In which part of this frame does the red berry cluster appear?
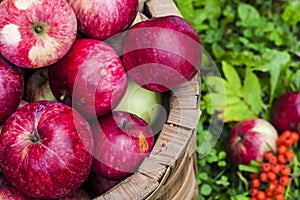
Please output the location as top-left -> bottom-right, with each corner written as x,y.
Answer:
249,130 -> 299,200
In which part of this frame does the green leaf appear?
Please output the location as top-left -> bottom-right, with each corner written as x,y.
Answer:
282,1 -> 300,26
200,184 -> 212,196
238,164 -> 259,173
242,67 -> 264,115
237,3 -> 261,27
222,61 -> 242,91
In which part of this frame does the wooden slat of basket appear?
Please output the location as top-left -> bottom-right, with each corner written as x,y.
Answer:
149,124 -> 193,166
138,157 -> 167,181
167,109 -> 201,130
144,0 -> 182,17
95,173 -> 159,200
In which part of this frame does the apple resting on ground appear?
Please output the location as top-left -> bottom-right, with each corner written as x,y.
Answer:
0,0 -> 77,68
228,118 -> 278,165
122,15 -> 202,92
91,111 -> 155,181
113,77 -> 167,133
67,0 -> 138,40
271,91 -> 300,133
0,101 -> 94,199
0,55 -> 24,125
24,67 -> 56,102
49,38 -> 127,119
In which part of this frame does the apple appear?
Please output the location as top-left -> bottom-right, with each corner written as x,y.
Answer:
67,0 -> 138,40
113,77 -> 167,133
228,118 -> 278,166
271,91 -> 300,133
59,188 -> 91,200
122,15 -> 202,92
0,185 -> 31,200
89,171 -> 120,196
0,54 -> 24,125
91,111 -> 155,181
0,101 -> 94,199
49,38 -> 127,119
0,0 -> 77,68
24,67 -> 56,102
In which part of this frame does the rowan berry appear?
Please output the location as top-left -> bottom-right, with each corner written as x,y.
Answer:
267,171 -> 277,181
271,163 -> 280,174
265,187 -> 274,197
259,172 -> 268,182
268,155 -> 277,164
284,150 -> 294,161
264,151 -> 275,161
277,154 -> 287,164
256,191 -> 266,200
260,162 -> 271,172
280,165 -> 291,176
251,178 -> 261,188
279,175 -> 290,186
274,194 -> 284,200
274,184 -> 285,194
250,188 -> 258,197
291,131 -> 299,143
277,145 -> 288,154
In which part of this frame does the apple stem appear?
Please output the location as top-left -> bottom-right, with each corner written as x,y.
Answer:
122,120 -> 127,129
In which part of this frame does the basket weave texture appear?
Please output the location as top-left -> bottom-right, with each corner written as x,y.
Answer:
95,0 -> 201,199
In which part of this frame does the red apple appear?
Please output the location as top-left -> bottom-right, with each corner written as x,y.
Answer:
271,91 -> 300,133
0,0 -> 77,68
91,111 -> 155,181
49,38 -> 127,119
67,0 -> 138,40
0,101 -> 94,199
89,171 -> 120,196
0,185 -> 31,200
228,118 -> 278,166
0,54 -> 24,125
59,188 -> 91,200
24,67 -> 56,102
122,15 -> 202,92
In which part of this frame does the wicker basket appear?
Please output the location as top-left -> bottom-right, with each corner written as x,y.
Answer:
94,0 -> 201,199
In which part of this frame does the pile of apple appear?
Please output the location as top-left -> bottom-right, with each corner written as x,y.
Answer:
0,0 -> 202,199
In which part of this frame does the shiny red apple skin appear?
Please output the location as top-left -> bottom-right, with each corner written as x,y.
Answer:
122,15 -> 202,92
49,38 -> 127,119
0,101 -> 94,199
67,0 -> 138,40
271,91 -> 300,133
0,0 -> 77,68
0,54 -> 24,125
228,118 -> 278,166
0,185 -> 31,200
91,111 -> 155,181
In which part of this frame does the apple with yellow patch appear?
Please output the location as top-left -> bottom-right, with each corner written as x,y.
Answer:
0,0 -> 77,68
91,111 -> 155,181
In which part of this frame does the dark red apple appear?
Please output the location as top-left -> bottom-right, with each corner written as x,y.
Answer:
67,0 -> 138,40
0,101 -> 94,199
228,118 -> 278,165
0,185 -> 31,200
122,15 -> 202,92
0,0 -> 77,68
49,38 -> 127,119
89,171 -> 120,196
59,188 -> 91,200
271,91 -> 300,133
24,67 -> 56,102
0,54 -> 24,125
91,111 -> 155,181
